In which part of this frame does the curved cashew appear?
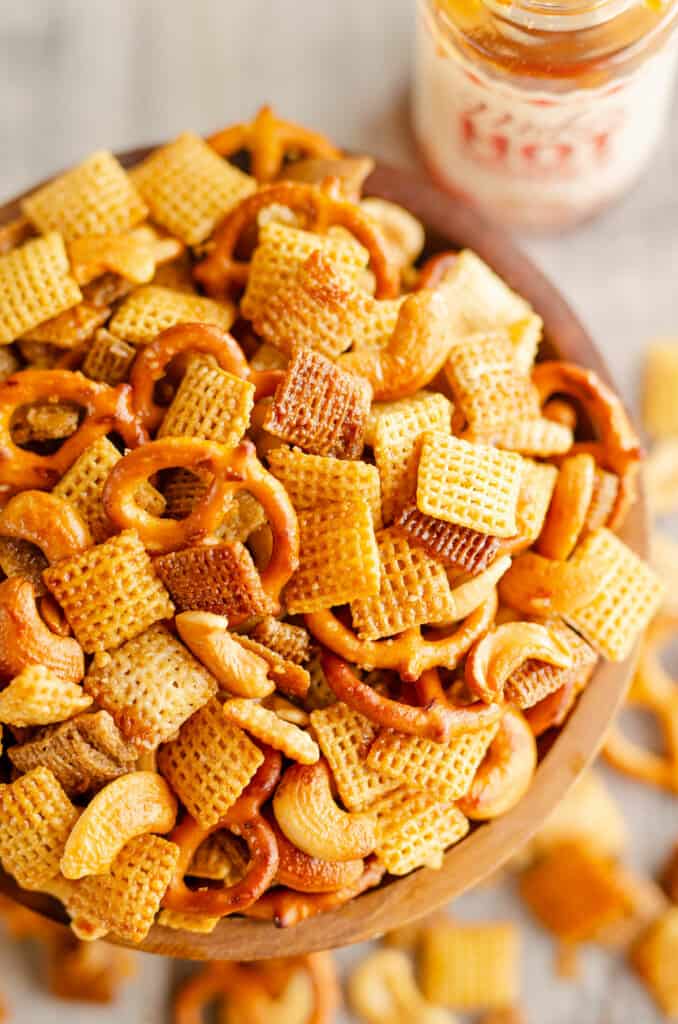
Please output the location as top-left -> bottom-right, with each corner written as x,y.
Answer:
61,771 -> 177,879
175,611 -> 274,697
273,759 -> 376,862
465,622 -> 574,704
338,288 -> 455,401
348,949 -> 456,1024
0,490 -> 92,562
458,707 -> 537,820
271,816 -> 364,893
0,577 -> 84,683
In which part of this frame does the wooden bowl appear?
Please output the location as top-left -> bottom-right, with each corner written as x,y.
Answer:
0,155 -> 647,960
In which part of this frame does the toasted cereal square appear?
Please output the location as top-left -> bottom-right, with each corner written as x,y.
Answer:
510,314 -> 543,375
564,529 -> 665,661
0,233 -> 82,344
304,654 -> 338,711
161,467 -> 210,521
22,152 -> 147,242
420,920 -> 520,1010
67,834 -> 179,944
373,392 -> 453,524
157,699 -> 263,827
53,437 -> 165,543
158,355 -> 254,447
504,621 -> 597,709
250,617 -> 311,665
232,634 -> 310,698
373,788 -> 469,874
367,720 -> 500,802
350,527 -> 456,640
632,908 -> 678,1017
585,468 -> 620,533
438,249 -> 533,340
470,418 -> 573,458
520,842 -> 633,942
8,710 -> 138,796
81,329 -> 136,385
154,541 -> 273,624
218,491 -> 266,542
513,460 -> 558,550
131,132 -> 256,245
417,433 -> 523,538
44,530 -> 174,653
284,498 -> 380,614
643,340 -> 678,438
264,348 -> 372,459
85,623 -> 216,750
268,446 -> 381,526
157,909 -> 219,934
394,502 -> 501,575
241,220 -> 369,323
109,285 -> 235,345
445,332 -> 540,432
0,767 -> 78,890
310,702 -> 399,811
11,402 -> 80,445
20,301 -> 110,349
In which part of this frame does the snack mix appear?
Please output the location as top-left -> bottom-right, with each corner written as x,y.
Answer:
0,107 -> 665,964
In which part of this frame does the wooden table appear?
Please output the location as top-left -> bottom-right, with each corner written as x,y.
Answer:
1,3 -> 677,1021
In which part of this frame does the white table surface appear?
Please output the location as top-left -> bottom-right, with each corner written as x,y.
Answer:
1,3 -> 677,1021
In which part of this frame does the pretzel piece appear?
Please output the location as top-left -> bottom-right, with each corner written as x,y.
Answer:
22,151 -> 147,241
0,665 -> 91,726
0,767 -> 78,890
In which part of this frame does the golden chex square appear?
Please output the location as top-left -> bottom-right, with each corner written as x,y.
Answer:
0,232 -> 82,344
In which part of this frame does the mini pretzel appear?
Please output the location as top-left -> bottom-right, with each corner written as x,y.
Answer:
533,362 -> 641,530
244,857 -> 386,928
194,181 -> 399,300
305,590 -> 497,682
458,707 -> 537,820
0,577 -> 84,683
321,651 -> 503,742
103,439 -> 300,604
0,490 -> 92,562
465,622 -> 574,704
208,105 -> 341,182
0,369 -> 144,490
537,453 -> 596,561
129,322 -> 282,432
162,745 -> 282,917
416,251 -> 458,290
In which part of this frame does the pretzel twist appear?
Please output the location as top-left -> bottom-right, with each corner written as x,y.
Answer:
162,746 -> 282,918
305,590 -> 497,682
194,181 -> 399,300
0,370 -> 145,490
130,323 -> 282,432
103,438 -> 299,607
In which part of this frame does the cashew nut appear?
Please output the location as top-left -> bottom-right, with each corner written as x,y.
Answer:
458,707 -> 537,820
465,622 -> 574,703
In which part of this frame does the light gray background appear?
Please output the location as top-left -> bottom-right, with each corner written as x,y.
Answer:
1,3 -> 677,1021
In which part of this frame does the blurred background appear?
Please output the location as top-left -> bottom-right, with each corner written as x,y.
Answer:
1,2 -> 677,1022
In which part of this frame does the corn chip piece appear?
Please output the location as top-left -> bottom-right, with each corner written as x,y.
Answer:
241,220 -> 369,322
8,710 -> 137,797
232,634 -> 310,698
157,909 -> 219,934
367,720 -> 500,802
372,392 -> 453,523
0,665 -> 91,726
20,301 -> 109,349
268,445 -> 381,526
264,348 -> 372,460
131,132 -> 256,245
564,529 -> 665,661
154,541 -> 272,624
632,908 -> 678,1017
446,331 -> 540,432
417,432 -> 523,538
643,339 -> 678,438
0,767 -> 78,890
109,285 -> 235,344
350,527 -> 456,640
394,502 -> 501,575
519,842 -> 634,942
284,498 -> 380,614
0,232 -> 82,344
250,617 -> 311,664
53,437 -> 165,543
158,355 -> 254,447
310,702 -> 400,811
420,920 -> 520,1010
22,151 -> 146,241
44,530 -> 174,653
66,834 -> 179,944
85,623 -> 216,751
372,787 -> 469,874
222,698 -> 319,764
81,329 -> 136,385
157,699 -> 263,828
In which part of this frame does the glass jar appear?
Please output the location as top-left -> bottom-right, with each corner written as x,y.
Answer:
413,0 -> 678,230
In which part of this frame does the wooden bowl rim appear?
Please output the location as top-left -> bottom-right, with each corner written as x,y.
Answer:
0,152 -> 647,960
